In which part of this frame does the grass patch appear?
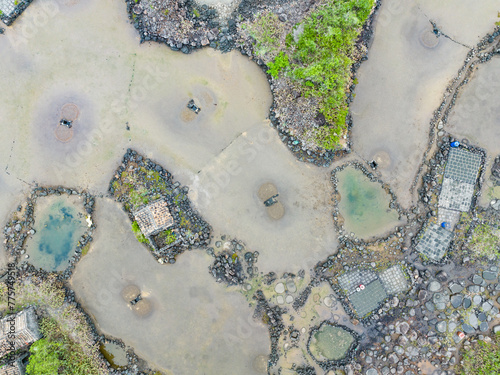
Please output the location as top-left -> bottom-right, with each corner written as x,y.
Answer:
81,243 -> 90,257
27,318 -> 101,375
131,221 -> 148,243
460,333 -> 500,375
470,222 -> 500,258
158,229 -> 177,245
246,0 -> 375,149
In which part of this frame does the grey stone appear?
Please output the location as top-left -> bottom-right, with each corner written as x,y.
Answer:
451,294 -> 463,308
398,322 -> 410,335
483,270 -> 497,280
468,285 -> 481,293
436,321 -> 447,333
482,301 -> 493,312
494,325 -> 500,334
473,274 -> 484,285
428,281 -> 442,292
469,313 -> 479,328
462,323 -> 475,334
366,369 -> 378,375
435,302 -> 446,310
394,345 -> 404,355
478,312 -> 487,322
480,322 -> 489,332
448,321 -> 457,332
449,282 -> 464,294
473,295 -> 482,306
463,297 -> 472,309
388,353 -> 399,364
425,301 -> 435,312
436,270 -> 448,282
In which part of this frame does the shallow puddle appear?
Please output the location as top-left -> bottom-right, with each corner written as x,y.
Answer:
26,195 -> 87,271
336,167 -> 399,239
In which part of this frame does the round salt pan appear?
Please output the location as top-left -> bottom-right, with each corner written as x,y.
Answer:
286,279 -> 296,293
324,296 -> 333,307
267,201 -> 284,220
60,103 -> 79,121
257,182 -> 278,201
276,295 -> 284,305
54,125 -> 74,143
132,298 -> 153,317
180,108 -> 197,122
285,295 -> 294,304
371,150 -> 392,169
121,285 -> 140,302
252,355 -> 268,373
420,28 -> 440,48
275,282 -> 285,294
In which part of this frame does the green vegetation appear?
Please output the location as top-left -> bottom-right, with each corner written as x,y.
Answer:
158,229 -> 177,245
131,221 -> 148,243
193,8 -> 200,18
81,243 -> 90,257
27,318 -> 101,375
471,222 -> 500,258
246,12 -> 286,56
460,333 -> 500,375
247,0 -> 374,149
267,51 -> 289,78
164,9 -> 169,16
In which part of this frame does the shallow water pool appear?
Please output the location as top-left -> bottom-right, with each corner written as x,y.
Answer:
26,196 -> 87,271
336,167 -> 399,239
309,324 -> 354,361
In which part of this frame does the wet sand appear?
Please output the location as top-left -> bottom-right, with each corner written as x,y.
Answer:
70,199 -> 270,375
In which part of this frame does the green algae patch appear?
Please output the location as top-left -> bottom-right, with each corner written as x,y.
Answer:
336,167 -> 399,239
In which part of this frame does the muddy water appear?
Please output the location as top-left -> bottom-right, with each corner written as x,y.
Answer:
350,0 -> 484,208
70,199 -> 270,375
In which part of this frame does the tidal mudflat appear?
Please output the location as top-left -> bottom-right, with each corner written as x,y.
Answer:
70,199 -> 270,374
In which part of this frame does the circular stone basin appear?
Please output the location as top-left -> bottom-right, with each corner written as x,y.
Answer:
131,298 -> 153,318
60,103 -> 80,121
252,355 -> 268,373
309,323 -> 356,362
371,150 -> 392,169
257,183 -> 278,201
420,28 -> 440,48
275,282 -> 285,294
267,201 -> 284,220
121,285 -> 140,302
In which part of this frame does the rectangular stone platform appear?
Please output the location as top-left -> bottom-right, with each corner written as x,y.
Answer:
416,222 -> 453,261
444,148 -> 481,185
349,279 -> 388,318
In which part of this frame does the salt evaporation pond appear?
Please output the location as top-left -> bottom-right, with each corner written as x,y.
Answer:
337,167 -> 399,239
309,324 -> 355,362
26,196 -> 87,272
